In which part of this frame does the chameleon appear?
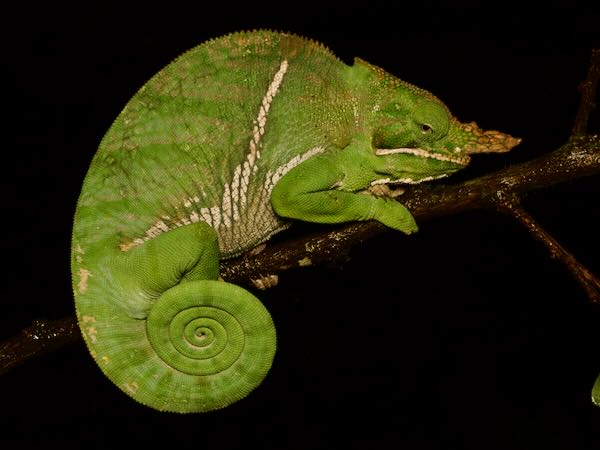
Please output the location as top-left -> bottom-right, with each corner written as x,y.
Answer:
71,30 -> 520,413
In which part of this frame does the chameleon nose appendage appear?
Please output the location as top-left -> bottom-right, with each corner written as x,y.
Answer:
461,121 -> 521,154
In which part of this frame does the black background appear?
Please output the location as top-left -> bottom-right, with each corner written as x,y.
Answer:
4,3 -> 599,448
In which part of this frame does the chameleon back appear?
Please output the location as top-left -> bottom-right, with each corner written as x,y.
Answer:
72,32 -> 352,259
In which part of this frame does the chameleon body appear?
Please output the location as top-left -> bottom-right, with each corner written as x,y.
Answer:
71,31 -> 519,413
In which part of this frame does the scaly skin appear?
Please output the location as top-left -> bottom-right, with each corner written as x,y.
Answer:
71,31 -> 520,413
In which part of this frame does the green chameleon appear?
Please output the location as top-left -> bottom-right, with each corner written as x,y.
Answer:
71,31 -> 520,413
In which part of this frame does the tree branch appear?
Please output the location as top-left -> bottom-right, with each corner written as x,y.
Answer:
2,135 -> 597,375
492,46 -> 600,303
0,317 -> 79,375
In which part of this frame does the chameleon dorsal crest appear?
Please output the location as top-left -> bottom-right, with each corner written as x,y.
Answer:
71,30 -> 519,413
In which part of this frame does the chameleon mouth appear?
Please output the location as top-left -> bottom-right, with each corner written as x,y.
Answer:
374,147 -> 470,165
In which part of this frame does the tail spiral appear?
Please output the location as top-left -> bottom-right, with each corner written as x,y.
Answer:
143,280 -> 276,412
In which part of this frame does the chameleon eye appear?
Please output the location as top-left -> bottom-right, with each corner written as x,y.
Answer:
414,100 -> 449,141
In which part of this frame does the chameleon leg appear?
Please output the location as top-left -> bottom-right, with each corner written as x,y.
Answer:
81,222 -> 276,413
271,136 -> 418,234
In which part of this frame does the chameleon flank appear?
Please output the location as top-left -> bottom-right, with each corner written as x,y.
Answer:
71,31 -> 520,413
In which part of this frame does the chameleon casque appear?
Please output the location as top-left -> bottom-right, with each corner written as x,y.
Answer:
71,31 -> 520,413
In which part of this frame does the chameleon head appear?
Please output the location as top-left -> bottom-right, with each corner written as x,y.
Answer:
361,60 -> 521,184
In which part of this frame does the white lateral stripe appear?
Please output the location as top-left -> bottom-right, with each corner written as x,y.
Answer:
120,60 -> 292,251
375,147 -> 469,165
264,146 -> 326,192
221,59 -> 290,227
249,59 -> 289,160
370,173 -> 449,186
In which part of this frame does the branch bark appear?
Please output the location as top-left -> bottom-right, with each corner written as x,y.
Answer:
0,317 -> 79,375
2,50 -> 599,376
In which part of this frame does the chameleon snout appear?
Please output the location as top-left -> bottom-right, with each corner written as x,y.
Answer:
461,121 -> 521,154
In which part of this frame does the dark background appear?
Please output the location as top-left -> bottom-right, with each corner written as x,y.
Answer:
4,3 -> 599,448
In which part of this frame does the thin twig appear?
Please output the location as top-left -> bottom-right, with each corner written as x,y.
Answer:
494,193 -> 600,303
572,48 -> 599,135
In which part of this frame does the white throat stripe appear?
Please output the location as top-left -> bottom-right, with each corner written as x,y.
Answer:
375,147 -> 469,165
